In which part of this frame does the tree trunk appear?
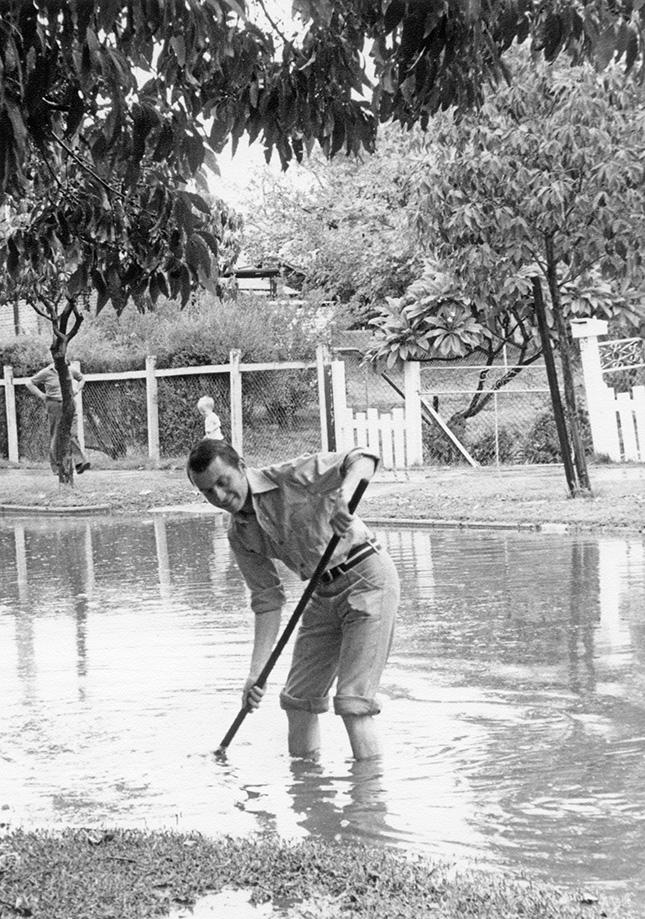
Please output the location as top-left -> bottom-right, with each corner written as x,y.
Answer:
544,237 -> 592,493
531,276 -> 578,497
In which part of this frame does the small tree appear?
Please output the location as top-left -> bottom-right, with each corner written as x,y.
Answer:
369,57 -> 645,493
0,152 -> 242,483
241,125 -> 423,319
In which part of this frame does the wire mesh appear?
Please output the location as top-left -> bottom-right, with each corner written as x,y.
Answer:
0,353 -> 597,469
241,366 -> 321,466
81,378 -> 148,459
418,360 -> 559,465
337,350 -> 405,412
13,386 -> 50,461
417,359 -> 595,466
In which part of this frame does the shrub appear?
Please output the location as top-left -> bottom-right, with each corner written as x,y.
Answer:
524,408 -> 593,463
0,336 -> 50,376
470,427 -> 525,465
422,412 -> 469,465
71,294 -> 331,370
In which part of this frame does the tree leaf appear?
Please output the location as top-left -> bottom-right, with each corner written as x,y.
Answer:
186,233 -> 212,275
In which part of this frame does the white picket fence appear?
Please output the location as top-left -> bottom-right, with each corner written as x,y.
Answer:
331,359 -> 423,469
573,318 -> 645,462
613,386 -> 645,460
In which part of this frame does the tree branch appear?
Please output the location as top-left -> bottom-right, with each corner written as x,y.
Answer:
50,130 -> 127,202
256,0 -> 289,45
24,297 -> 53,322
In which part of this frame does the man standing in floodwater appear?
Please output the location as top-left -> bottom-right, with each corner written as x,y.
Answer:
187,438 -> 399,761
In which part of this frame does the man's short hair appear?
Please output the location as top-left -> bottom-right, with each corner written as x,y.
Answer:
187,438 -> 242,476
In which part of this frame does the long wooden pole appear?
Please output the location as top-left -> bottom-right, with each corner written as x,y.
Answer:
214,478 -> 370,758
532,276 -> 577,497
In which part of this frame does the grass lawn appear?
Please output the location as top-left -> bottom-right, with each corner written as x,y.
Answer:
0,829 -> 637,919
0,458 -> 643,532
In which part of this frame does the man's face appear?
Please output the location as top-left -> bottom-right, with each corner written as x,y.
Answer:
190,457 -> 249,514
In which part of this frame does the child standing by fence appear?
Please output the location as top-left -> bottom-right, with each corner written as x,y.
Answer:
197,395 -> 223,441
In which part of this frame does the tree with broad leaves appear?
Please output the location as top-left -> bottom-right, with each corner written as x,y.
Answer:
368,56 -> 645,494
0,1 -> 643,483
0,147 -> 243,483
240,123 -> 424,320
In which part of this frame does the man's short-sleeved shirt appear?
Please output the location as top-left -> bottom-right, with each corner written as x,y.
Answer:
31,363 -> 82,401
228,449 -> 378,615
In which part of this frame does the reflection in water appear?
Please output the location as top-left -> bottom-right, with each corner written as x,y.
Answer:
285,758 -> 392,845
567,543 -> 596,697
0,514 -> 644,898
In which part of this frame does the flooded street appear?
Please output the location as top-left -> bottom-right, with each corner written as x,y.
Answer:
1,513 -> 644,897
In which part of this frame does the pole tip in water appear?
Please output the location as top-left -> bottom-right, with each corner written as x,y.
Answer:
213,746 -> 228,762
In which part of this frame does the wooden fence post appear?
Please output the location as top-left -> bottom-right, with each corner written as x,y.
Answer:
70,359 -> 85,453
229,349 -> 243,455
3,364 -> 19,463
316,344 -> 335,451
146,355 -> 160,463
403,361 -> 423,466
331,360 -> 349,450
571,318 -> 620,460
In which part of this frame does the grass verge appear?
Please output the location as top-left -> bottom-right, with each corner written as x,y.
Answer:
0,460 -> 644,531
0,829 -> 633,919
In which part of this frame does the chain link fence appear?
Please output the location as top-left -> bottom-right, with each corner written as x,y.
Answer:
1,361 -> 322,466
418,358 -> 558,465
2,352 -> 591,468
336,348 -> 585,466
82,377 -> 148,458
10,386 -> 49,460
241,365 -> 321,466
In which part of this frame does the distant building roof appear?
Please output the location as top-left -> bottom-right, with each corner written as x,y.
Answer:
224,260 -> 305,280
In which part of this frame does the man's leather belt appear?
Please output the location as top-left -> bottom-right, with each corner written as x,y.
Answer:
320,540 -> 381,584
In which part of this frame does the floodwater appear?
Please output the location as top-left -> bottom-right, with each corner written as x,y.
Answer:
1,512 -> 644,899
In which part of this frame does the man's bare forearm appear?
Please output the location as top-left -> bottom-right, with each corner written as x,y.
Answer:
249,608 -> 282,681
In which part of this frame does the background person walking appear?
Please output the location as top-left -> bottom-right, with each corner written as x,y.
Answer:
26,360 -> 90,475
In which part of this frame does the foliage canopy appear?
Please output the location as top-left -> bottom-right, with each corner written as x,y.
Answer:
368,58 -> 645,369
0,0 -> 643,314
